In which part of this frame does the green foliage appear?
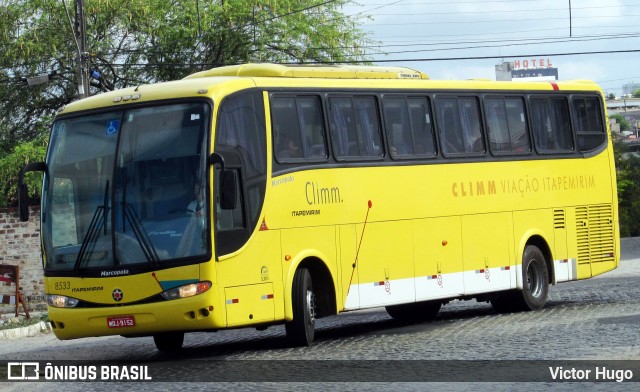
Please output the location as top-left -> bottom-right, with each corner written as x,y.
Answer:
633,88 -> 640,98
0,134 -> 47,208
613,139 -> 640,237
610,113 -> 630,133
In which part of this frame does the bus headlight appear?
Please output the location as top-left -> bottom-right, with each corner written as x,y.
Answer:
160,281 -> 211,300
47,294 -> 80,308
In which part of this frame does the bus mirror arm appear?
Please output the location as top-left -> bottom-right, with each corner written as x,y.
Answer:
18,161 -> 47,222
209,152 -> 225,171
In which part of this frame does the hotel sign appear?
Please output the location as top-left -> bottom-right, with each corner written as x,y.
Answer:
513,58 -> 554,70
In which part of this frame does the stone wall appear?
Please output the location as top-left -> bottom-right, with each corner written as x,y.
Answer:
0,206 -> 45,313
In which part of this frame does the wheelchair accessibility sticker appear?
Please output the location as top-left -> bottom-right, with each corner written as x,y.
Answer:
106,120 -> 119,136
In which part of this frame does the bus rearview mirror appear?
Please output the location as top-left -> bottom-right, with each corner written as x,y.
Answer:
18,183 -> 29,222
17,161 -> 47,222
220,170 -> 237,210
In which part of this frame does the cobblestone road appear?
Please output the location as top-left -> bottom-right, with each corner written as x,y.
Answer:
2,241 -> 639,391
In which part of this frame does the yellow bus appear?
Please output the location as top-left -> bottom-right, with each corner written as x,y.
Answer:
19,63 -> 619,351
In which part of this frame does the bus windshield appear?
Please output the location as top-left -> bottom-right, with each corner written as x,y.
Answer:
42,102 -> 210,274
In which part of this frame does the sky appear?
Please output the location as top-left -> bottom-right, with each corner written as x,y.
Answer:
343,0 -> 640,96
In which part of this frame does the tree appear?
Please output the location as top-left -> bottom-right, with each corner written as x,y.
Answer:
610,113 -> 630,133
0,0 -> 373,154
613,139 -> 640,237
633,88 -> 640,98
0,133 -> 46,208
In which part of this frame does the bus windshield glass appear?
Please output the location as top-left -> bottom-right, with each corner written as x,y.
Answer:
42,102 -> 210,273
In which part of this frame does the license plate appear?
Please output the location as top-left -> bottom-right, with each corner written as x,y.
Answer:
107,315 -> 136,328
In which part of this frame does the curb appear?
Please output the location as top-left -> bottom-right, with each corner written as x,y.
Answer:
0,321 -> 52,340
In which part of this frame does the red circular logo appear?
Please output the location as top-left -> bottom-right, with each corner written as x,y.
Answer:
112,288 -> 123,302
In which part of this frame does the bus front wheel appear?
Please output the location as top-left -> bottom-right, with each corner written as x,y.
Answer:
285,268 -> 316,346
153,332 -> 184,352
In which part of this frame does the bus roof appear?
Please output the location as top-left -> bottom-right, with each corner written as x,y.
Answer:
56,64 -> 603,115
184,63 -> 429,80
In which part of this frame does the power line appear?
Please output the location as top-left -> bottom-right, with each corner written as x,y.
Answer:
370,23 -> 635,41
365,14 -> 640,27
358,48 -> 640,64
90,48 -> 640,69
366,32 -> 640,49
368,4 -> 640,16
364,33 -> 640,53
5,31 -> 639,77
357,0 -> 636,6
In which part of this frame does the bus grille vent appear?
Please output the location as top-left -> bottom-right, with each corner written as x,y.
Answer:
553,209 -> 565,229
575,204 -> 615,264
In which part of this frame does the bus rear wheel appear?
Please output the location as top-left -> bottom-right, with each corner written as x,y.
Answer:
385,300 -> 441,321
153,332 -> 184,352
285,268 -> 316,346
491,244 -> 549,312
519,245 -> 549,310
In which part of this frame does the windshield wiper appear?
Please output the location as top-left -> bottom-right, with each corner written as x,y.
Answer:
121,202 -> 159,264
74,181 -> 110,272
118,166 -> 158,264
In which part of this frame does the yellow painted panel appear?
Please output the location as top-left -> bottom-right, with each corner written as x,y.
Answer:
356,221 -> 414,284
413,217 -> 463,276
338,224 -> 357,310
216,229 -> 283,321
576,263 -> 592,279
225,283 -> 275,327
591,260 -> 617,277
513,209 -> 554,258
462,213 -> 512,270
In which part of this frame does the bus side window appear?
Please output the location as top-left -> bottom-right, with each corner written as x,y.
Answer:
458,98 -> 485,154
382,96 -> 413,158
436,98 -> 464,155
531,97 -> 574,153
485,97 -> 530,155
505,97 -> 531,153
550,98 -> 573,151
272,97 -> 304,162
408,97 -> 437,156
329,97 -> 358,158
485,98 -> 511,153
354,96 -> 384,158
572,96 -> 606,152
330,96 -> 383,160
297,96 -> 327,160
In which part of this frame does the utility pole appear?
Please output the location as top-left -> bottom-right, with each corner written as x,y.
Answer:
568,0 -> 572,38
74,0 -> 89,99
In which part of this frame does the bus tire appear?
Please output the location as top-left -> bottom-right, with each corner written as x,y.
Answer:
285,268 -> 316,346
519,244 -> 549,310
385,300 -> 441,321
153,332 -> 184,352
491,245 -> 549,312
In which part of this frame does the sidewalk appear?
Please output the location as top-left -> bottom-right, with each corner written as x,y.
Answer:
0,320 -> 51,340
